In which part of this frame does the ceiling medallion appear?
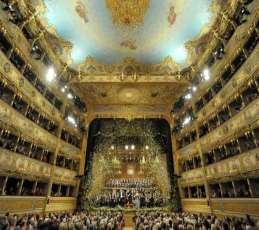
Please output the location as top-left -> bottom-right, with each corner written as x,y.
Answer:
106,0 -> 150,27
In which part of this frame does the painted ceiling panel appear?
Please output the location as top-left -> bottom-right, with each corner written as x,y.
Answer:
40,0 -> 217,66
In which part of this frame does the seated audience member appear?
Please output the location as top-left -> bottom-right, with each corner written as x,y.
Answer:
0,211 -> 125,230
133,212 -> 257,230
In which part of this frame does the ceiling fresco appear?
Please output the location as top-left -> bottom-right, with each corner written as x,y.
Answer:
40,0 -> 218,67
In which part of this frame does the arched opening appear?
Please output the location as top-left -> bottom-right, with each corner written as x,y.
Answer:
77,118 -> 181,211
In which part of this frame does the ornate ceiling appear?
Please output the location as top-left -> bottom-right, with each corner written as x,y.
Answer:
73,82 -> 184,106
39,0 -> 219,67
28,0 -> 224,118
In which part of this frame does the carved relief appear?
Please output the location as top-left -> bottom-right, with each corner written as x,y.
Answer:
53,167 -> 77,186
3,62 -> 11,73
206,148 -> 259,179
0,148 -> 51,179
0,99 -> 80,157
180,168 -> 204,185
76,57 -> 184,79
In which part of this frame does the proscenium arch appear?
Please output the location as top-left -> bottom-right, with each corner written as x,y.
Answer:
77,118 -> 181,211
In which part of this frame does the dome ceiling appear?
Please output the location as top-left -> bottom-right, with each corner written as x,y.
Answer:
40,0 -> 218,67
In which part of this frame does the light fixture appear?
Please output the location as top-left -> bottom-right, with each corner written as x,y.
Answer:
111,145 -> 115,150
145,145 -> 149,150
183,116 -> 191,126
192,86 -> 197,92
67,115 -> 76,126
61,87 -> 65,93
131,145 -> 135,150
184,93 -> 192,100
67,93 -> 73,99
125,145 -> 129,150
46,66 -> 56,82
202,68 -> 210,81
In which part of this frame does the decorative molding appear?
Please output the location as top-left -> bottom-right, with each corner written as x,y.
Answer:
180,148 -> 259,185
0,99 -> 80,158
0,148 -> 78,186
178,95 -> 259,159
0,196 -> 45,214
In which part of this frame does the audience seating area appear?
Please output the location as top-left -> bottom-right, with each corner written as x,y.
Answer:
0,211 -> 125,230
1,211 -> 259,229
134,212 -> 259,230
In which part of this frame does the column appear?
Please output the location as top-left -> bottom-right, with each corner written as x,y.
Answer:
74,118 -> 90,197
43,103 -> 66,212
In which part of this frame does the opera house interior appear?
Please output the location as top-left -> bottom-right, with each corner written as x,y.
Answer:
0,0 -> 258,229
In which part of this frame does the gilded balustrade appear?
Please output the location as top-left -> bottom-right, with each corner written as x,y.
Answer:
0,98 -> 80,158
0,7 -> 84,130
199,96 -> 259,153
45,197 -> 77,213
210,198 -> 259,217
53,166 -> 77,186
181,198 -> 259,217
174,0 -> 258,126
177,47 -> 259,158
189,2 -> 258,104
205,147 -> 259,181
0,147 -> 78,186
179,147 -> 259,186
179,95 -> 259,159
177,16 -> 259,137
190,0 -> 243,87
0,196 -> 77,214
0,147 -> 51,180
0,51 -> 62,125
181,198 -> 211,213
13,1 -> 83,114
179,168 -> 204,187
0,196 -> 46,214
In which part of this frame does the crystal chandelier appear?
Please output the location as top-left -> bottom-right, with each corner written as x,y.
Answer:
106,0 -> 150,27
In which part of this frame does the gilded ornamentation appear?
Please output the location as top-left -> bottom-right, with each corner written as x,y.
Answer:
19,78 -> 24,87
74,57 -> 185,80
0,99 -> 80,157
0,148 -> 51,179
3,63 -> 10,73
206,148 -> 259,179
106,0 -> 150,27
120,39 -> 137,50
75,0 -> 89,23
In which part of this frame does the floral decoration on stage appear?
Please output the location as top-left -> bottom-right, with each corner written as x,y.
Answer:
86,120 -> 171,199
